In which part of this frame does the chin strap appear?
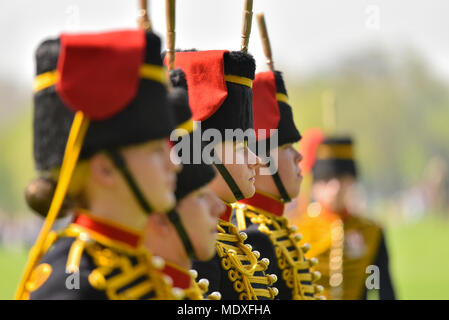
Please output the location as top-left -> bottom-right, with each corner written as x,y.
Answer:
268,157 -> 291,203
107,148 -> 201,260
167,209 -> 196,259
211,149 -> 245,201
106,149 -> 153,214
107,149 -> 197,259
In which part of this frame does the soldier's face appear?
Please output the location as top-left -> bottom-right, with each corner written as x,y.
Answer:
313,175 -> 356,213
276,144 -> 303,198
208,141 -> 261,202
254,144 -> 303,199
121,139 -> 181,213
176,186 -> 225,260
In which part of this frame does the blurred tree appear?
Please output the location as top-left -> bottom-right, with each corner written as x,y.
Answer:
0,107 -> 34,216
1,46 -> 449,219
287,46 -> 449,203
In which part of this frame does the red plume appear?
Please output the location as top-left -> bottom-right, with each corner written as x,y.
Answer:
56,29 -> 146,120
299,128 -> 326,174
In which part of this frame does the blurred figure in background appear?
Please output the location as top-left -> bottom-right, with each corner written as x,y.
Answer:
293,128 -> 395,300
423,156 -> 449,219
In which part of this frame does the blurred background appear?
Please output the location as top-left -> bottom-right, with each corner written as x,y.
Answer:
0,0 -> 448,299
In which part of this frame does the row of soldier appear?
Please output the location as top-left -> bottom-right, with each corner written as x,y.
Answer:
15,0 -> 395,300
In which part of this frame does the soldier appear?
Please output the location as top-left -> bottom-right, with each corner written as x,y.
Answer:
231,13 -> 323,300
16,28 -> 182,299
232,64 -> 323,300
144,68 -> 224,300
170,49 -> 279,300
296,129 -> 396,300
159,1 -> 279,300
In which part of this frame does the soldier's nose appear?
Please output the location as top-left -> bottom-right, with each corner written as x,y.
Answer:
247,148 -> 262,169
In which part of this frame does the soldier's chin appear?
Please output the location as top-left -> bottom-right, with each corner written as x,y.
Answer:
150,193 -> 176,213
288,184 -> 301,200
242,184 -> 256,199
195,244 -> 217,262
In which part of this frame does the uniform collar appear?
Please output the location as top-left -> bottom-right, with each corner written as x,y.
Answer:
219,202 -> 233,221
161,261 -> 192,290
238,191 -> 285,217
73,212 -> 143,249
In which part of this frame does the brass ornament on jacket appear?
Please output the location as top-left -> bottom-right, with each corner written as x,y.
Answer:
235,204 -> 323,300
216,219 -> 278,300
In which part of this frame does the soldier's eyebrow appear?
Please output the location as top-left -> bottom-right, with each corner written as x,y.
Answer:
279,143 -> 292,150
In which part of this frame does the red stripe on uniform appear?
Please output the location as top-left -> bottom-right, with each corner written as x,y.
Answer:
73,213 -> 141,248
238,192 -> 285,217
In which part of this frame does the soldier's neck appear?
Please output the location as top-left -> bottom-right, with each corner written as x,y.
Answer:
87,198 -> 148,233
143,214 -> 192,270
146,239 -> 191,270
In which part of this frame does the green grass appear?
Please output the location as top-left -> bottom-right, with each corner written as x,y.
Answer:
0,247 -> 28,300
387,218 -> 449,300
0,218 -> 448,300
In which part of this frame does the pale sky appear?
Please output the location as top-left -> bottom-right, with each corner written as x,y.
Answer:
1,0 -> 449,89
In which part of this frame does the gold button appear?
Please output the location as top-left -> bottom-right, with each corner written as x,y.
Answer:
88,270 -> 107,290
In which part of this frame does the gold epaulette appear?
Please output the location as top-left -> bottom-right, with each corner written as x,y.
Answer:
235,205 -> 324,300
61,225 -> 177,300
216,220 -> 279,300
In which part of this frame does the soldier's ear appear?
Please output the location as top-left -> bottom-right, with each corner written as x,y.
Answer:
89,153 -> 116,187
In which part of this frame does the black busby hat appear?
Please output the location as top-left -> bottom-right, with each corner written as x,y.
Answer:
252,70 -> 301,155
174,153 -> 216,201
168,68 -> 216,201
273,71 -> 301,146
312,136 -> 357,181
171,50 -> 255,140
166,50 -> 256,202
33,30 -> 174,171
250,70 -> 302,202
